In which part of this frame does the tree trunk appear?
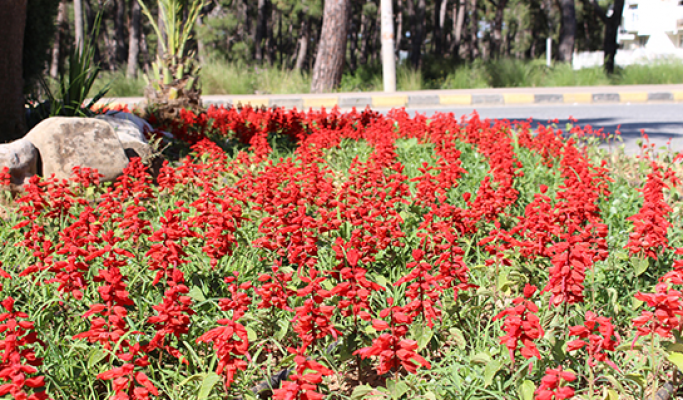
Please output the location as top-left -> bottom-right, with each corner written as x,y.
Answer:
114,0 -> 126,65
74,0 -> 85,55
409,0 -> 425,68
469,0 -> 479,59
265,5 -> 276,64
311,0 -> 350,93
439,0 -> 448,53
451,0 -> 466,56
83,0 -> 102,65
358,0 -> 372,65
51,0 -> 67,78
254,0 -> 267,62
433,0 -> 443,54
489,0 -> 507,58
140,27 -> 151,73
370,12 -> 381,64
127,0 -> 140,77
294,17 -> 310,70
395,0 -> 403,53
348,6 -> 358,72
0,0 -> 27,142
558,0 -> 576,62
602,0 -> 624,73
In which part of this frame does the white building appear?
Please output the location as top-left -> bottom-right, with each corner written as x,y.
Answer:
573,0 -> 683,69
619,0 -> 683,52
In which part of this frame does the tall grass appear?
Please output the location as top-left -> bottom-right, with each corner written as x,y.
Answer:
91,68 -> 147,98
617,59 -> 683,85
89,58 -> 683,96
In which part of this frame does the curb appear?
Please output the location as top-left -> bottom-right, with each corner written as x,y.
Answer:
98,89 -> 683,110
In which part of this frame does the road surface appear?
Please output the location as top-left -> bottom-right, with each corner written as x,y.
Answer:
395,103 -> 683,154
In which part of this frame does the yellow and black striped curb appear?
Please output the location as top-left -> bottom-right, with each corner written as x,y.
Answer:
100,90 -> 683,109
215,91 -> 683,108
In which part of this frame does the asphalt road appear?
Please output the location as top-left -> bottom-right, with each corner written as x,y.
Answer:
394,103 -> 683,154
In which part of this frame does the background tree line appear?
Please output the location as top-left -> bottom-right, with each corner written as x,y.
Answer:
43,0 -> 623,94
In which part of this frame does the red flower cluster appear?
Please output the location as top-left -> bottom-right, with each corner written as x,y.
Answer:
567,311 -> 620,369
493,284 -> 544,367
0,298 -> 47,400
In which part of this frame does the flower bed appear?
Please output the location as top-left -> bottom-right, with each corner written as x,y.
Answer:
1,106 -> 682,400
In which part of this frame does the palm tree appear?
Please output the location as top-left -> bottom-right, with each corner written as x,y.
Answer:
138,0 -> 204,123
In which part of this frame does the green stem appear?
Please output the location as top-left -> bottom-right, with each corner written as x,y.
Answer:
651,331 -> 658,400
588,362 -> 594,400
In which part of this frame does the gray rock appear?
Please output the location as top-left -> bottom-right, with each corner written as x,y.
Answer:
25,117 -> 130,183
0,138 -> 38,187
96,113 -> 154,162
96,113 -> 148,143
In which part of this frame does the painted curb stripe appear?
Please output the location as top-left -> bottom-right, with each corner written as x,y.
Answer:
534,94 -> 563,104
619,92 -> 648,103
439,94 -> 472,105
408,95 -> 440,106
673,91 -> 683,101
592,93 -> 620,103
339,97 -> 372,108
302,98 -> 338,108
648,92 -> 674,101
269,98 -> 304,108
472,94 -> 504,105
563,93 -> 592,104
372,95 -> 408,107
204,99 -> 231,106
231,98 -> 269,107
503,94 -> 534,104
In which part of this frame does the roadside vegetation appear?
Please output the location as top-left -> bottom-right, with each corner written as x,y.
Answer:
88,58 -> 683,97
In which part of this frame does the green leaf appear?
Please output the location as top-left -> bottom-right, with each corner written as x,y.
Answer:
668,352 -> 683,371
633,256 -> 649,277
387,379 -> 409,400
178,373 -> 204,387
603,375 -> 627,394
449,328 -> 466,350
411,324 -> 433,351
518,380 -> 535,400
483,360 -> 501,388
275,319 -> 289,341
188,286 -> 206,302
602,388 -> 619,400
616,343 -> 642,351
470,352 -> 491,365
624,373 -> 646,388
198,372 -> 221,400
665,342 -> 683,353
351,385 -> 376,400
246,326 -> 257,342
87,348 -> 107,369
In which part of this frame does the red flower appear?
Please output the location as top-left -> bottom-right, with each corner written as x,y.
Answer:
534,366 -> 576,400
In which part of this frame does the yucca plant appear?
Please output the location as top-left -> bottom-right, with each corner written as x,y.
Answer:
138,0 -> 204,123
39,12 -> 109,118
